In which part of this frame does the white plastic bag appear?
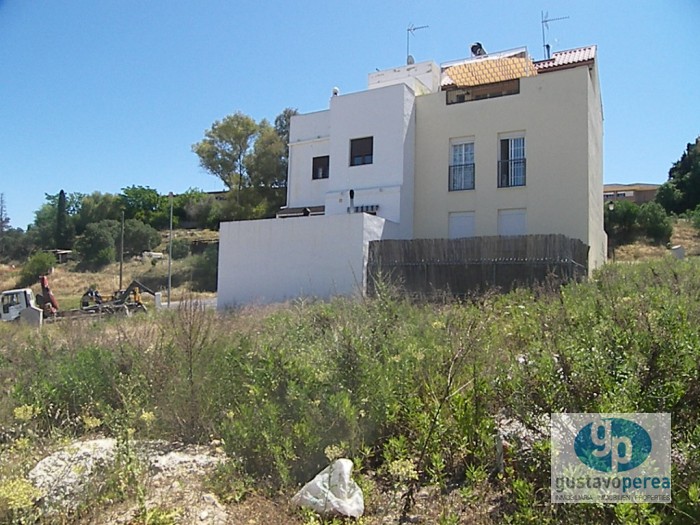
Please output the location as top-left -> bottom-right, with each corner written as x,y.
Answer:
291,458 -> 364,518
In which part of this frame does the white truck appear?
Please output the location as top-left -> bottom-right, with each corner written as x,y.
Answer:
1,288 -> 43,324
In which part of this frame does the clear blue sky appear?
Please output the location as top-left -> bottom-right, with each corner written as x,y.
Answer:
1,0 -> 698,230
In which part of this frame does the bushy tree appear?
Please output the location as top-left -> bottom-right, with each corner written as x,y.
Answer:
120,185 -> 171,228
0,227 -> 30,262
192,112 -> 258,193
170,238 -> 190,260
656,137 -> 700,214
74,221 -> 120,269
191,244 -> 218,291
18,252 -> 56,287
123,219 -> 161,256
74,192 -> 122,235
637,201 -> 673,244
604,200 -> 639,244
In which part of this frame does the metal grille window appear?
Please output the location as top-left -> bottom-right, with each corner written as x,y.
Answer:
350,137 -> 373,166
498,136 -> 526,187
312,156 -> 329,179
449,142 -> 475,191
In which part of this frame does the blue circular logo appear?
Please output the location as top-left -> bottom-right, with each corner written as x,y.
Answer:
574,418 -> 652,473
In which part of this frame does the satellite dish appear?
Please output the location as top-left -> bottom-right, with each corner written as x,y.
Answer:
407,54 -> 415,65
471,42 -> 486,56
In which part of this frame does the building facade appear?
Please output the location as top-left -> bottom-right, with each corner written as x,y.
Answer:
218,45 -> 605,307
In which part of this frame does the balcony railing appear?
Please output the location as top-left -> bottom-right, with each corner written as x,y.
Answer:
498,159 -> 526,187
449,163 -> 475,191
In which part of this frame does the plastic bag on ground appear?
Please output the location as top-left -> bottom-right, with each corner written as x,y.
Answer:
291,458 -> 364,518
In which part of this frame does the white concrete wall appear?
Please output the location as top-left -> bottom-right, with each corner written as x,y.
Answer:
368,61 -> 440,94
413,63 -> 604,272
586,61 -> 607,269
217,213 -> 400,307
285,83 -> 417,239
325,83 -> 416,238
286,110 -> 331,209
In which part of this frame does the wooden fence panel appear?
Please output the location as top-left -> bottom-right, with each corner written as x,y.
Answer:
367,234 -> 588,297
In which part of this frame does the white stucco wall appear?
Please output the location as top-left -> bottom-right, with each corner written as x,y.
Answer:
217,213 -> 400,307
413,63 -> 605,272
285,83 -> 416,238
324,83 -> 416,238
286,110 -> 331,209
368,61 -> 440,94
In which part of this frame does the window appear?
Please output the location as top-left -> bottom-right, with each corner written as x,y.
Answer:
498,208 -> 526,236
449,142 -> 475,191
498,136 -> 526,187
350,137 -> 373,166
312,156 -> 329,180
448,211 -> 475,239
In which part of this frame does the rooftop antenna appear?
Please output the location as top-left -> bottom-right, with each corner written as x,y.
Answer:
541,11 -> 569,59
406,23 -> 429,64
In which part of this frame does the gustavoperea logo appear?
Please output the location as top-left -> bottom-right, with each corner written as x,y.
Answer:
551,413 -> 671,504
573,417 -> 652,473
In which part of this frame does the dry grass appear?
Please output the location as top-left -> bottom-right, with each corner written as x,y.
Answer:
614,219 -> 700,262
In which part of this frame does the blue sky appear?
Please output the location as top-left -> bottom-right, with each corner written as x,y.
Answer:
1,0 -> 698,230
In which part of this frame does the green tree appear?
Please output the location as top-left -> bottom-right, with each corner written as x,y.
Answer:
18,252 -> 56,287
123,219 -> 161,256
26,203 -> 58,250
55,189 -> 73,249
75,220 -> 120,269
605,200 -> 639,244
637,201 -> 673,244
192,112 -> 258,197
656,137 -> 700,214
0,227 -> 30,262
244,121 -> 287,217
119,185 -> 172,229
74,192 -> 122,235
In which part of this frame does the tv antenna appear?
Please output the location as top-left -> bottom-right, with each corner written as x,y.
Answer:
541,11 -> 569,59
406,23 -> 429,64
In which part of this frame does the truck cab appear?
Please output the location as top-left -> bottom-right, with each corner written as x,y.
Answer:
1,288 -> 37,322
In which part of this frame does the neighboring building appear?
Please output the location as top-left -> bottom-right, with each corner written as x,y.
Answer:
604,183 -> 660,204
218,45 -> 605,307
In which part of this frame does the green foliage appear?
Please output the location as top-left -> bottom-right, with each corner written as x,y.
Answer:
192,111 -> 258,191
605,200 -> 673,247
4,259 -> 700,523
656,137 -> 700,214
120,186 -> 171,229
0,227 -> 31,262
74,192 -> 122,235
170,238 -> 190,260
123,219 -> 161,256
637,201 -> 673,244
75,220 -> 120,269
18,251 -> 55,287
55,189 -> 73,249
190,244 -> 218,291
604,200 -> 639,243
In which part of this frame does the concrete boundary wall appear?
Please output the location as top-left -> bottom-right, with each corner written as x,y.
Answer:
217,214 -> 400,308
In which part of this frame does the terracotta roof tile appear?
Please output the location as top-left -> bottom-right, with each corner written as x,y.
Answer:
535,45 -> 596,71
442,53 -> 538,88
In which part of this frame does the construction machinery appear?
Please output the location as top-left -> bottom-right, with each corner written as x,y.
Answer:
2,275 -> 160,324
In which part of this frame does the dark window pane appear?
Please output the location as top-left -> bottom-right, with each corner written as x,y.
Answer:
312,156 -> 329,179
350,137 -> 373,166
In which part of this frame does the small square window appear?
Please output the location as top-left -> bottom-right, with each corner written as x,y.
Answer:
312,156 -> 329,180
350,137 -> 373,166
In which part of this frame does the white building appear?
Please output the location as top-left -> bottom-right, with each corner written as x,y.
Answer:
218,45 -> 604,308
